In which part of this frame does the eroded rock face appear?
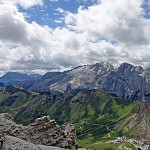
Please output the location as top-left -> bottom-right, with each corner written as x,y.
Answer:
131,102 -> 150,141
116,102 -> 150,142
2,136 -> 68,150
0,113 -> 78,150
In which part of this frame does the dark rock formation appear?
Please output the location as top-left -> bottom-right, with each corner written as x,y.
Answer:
0,113 -> 78,150
102,63 -> 150,100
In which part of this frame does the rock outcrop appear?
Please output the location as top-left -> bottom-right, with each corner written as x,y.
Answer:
2,136 -> 67,150
0,113 -> 78,150
117,145 -> 131,150
131,102 -> 150,141
116,102 -> 150,142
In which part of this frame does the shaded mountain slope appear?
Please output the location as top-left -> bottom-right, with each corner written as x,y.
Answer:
0,72 -> 41,89
0,84 -> 36,115
29,72 -> 61,92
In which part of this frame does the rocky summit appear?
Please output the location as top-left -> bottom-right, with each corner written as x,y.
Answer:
0,113 -> 78,150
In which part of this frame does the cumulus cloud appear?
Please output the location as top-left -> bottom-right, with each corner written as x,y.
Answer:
65,0 -> 150,66
0,0 -> 43,9
66,0 -> 149,45
0,0 -> 149,76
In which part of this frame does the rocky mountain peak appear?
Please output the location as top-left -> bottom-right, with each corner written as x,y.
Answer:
30,62 -> 114,92
102,63 -> 150,100
117,63 -> 134,72
117,63 -> 146,76
90,62 -> 114,73
134,65 -> 144,72
119,62 -> 134,68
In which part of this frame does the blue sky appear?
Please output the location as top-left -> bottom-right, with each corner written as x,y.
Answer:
0,0 -> 149,75
19,0 -> 98,28
142,0 -> 150,18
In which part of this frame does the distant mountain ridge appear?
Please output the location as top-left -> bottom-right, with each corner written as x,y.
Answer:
30,62 -> 150,101
0,72 -> 41,89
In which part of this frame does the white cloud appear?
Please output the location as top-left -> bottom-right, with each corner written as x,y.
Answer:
49,0 -> 58,2
0,0 -> 43,9
0,0 -> 150,75
66,0 -> 149,45
55,7 -> 66,13
64,0 -> 150,66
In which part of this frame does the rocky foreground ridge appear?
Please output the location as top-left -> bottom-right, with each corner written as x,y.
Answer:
0,113 -> 78,150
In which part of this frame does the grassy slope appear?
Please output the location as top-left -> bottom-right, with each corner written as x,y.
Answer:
0,85 -> 37,115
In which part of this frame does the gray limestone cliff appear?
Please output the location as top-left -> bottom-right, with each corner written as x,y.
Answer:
0,113 -> 78,150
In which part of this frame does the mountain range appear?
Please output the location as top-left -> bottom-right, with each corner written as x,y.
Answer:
29,62 -> 150,101
1,62 -> 150,101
